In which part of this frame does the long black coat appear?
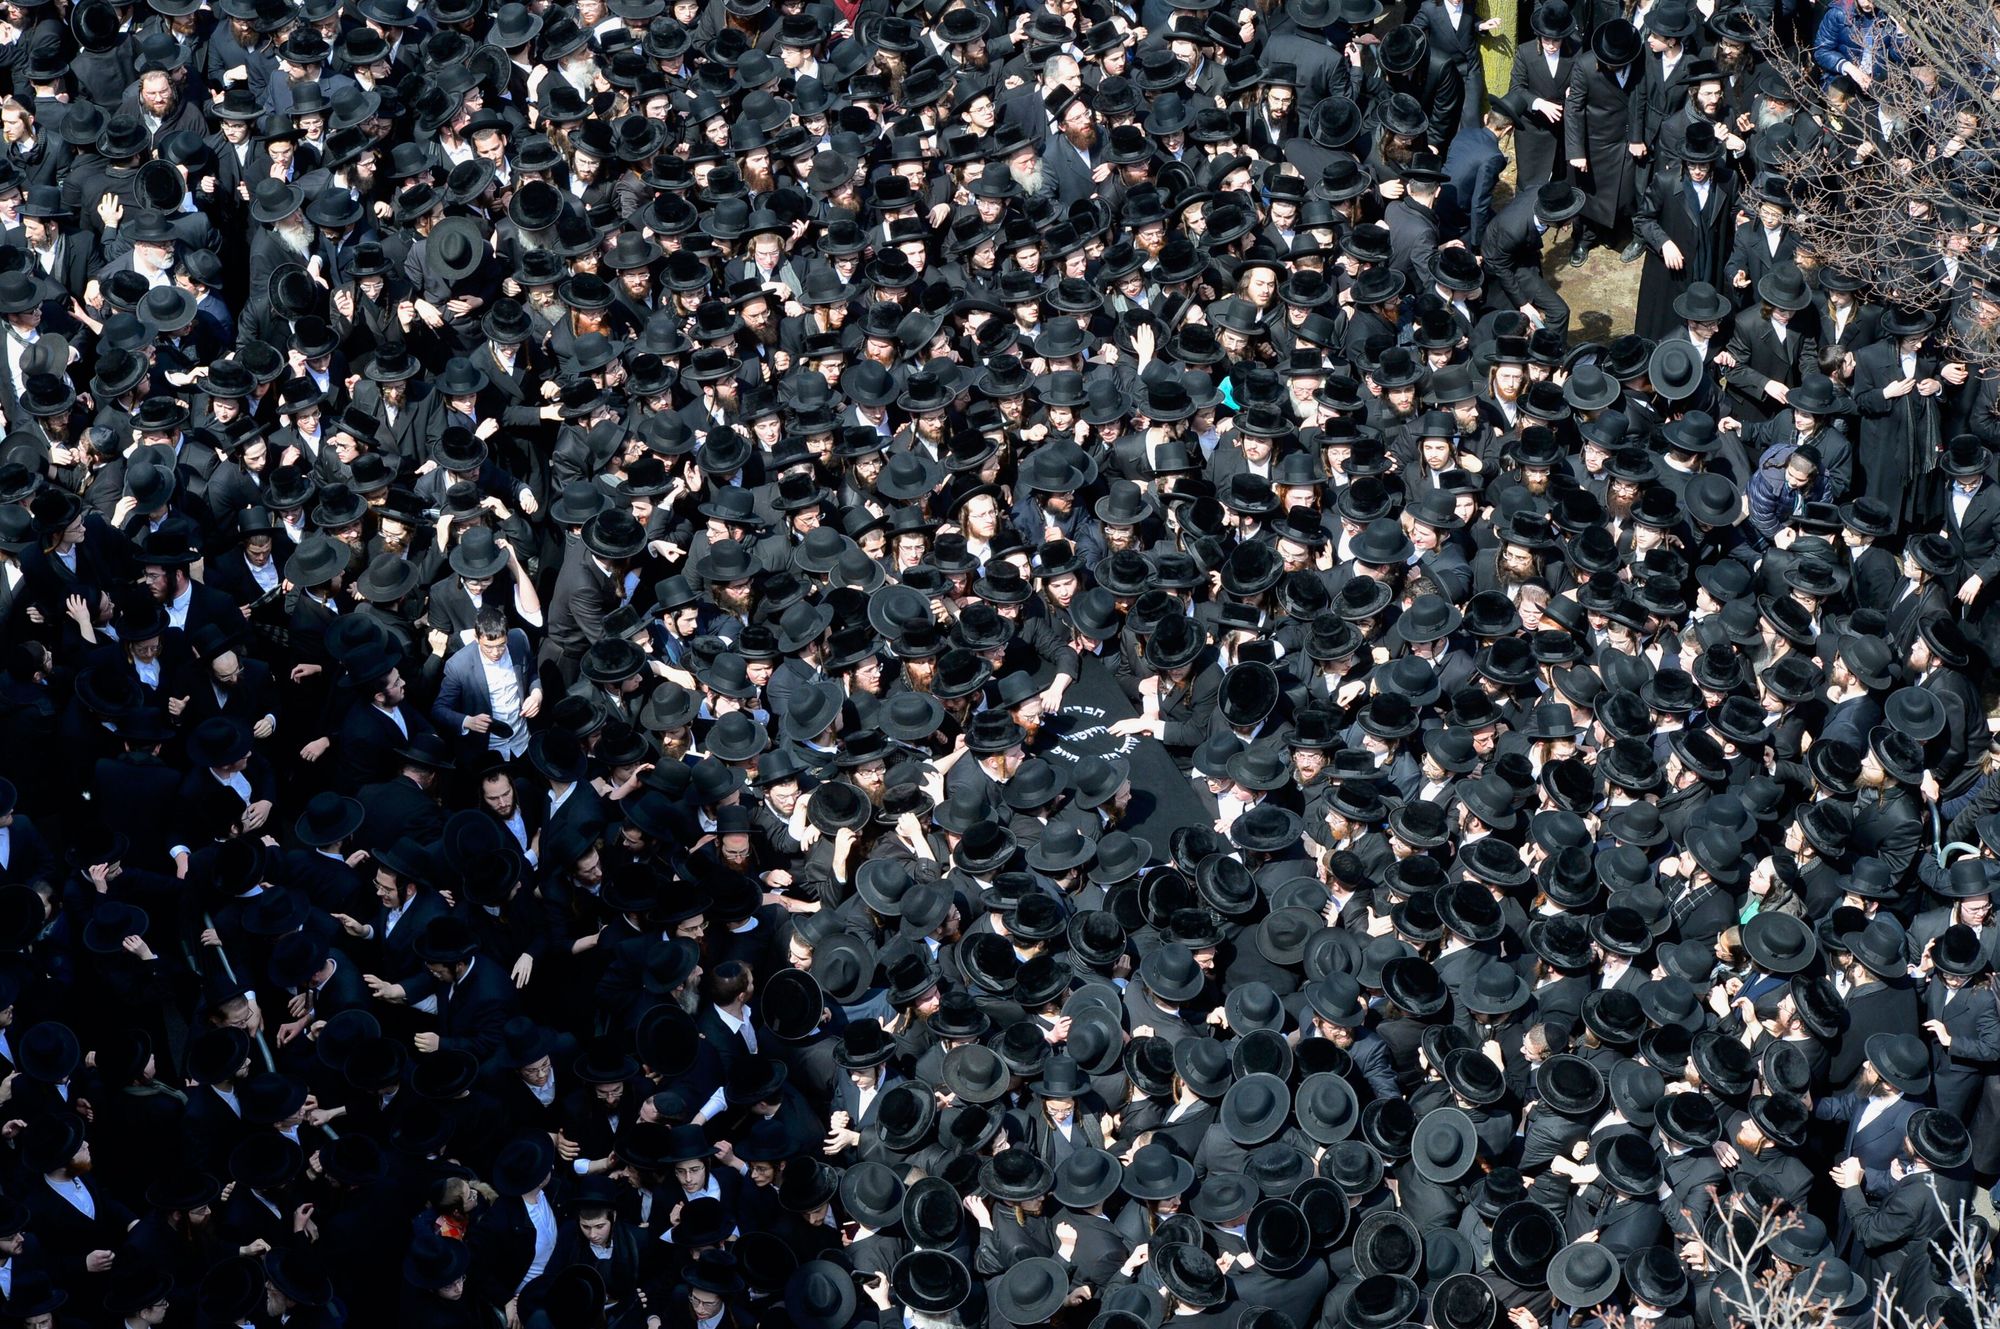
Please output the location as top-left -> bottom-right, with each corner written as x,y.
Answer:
1563,52 -> 1645,230
1852,338 -> 1945,526
1507,40 -> 1577,189
1632,167 -> 1737,339
1841,1172 -> 1948,1281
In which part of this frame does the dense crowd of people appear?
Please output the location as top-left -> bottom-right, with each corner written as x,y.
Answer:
0,0 -> 1992,1323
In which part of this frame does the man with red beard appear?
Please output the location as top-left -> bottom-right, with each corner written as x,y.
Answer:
1044,87 -> 1108,206
1482,337 -> 1530,435
736,131 -> 778,195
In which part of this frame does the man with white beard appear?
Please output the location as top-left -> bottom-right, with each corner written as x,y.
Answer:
245,178 -> 313,307
992,122 -> 1056,208
93,210 -> 179,293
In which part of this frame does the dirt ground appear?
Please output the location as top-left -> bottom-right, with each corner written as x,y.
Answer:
1543,226 -> 1648,343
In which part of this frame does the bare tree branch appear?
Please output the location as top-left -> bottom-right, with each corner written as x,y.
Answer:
1746,4 -> 2000,366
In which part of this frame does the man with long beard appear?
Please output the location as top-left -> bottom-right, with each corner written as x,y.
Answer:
995,122 -> 1055,209
1044,87 -> 1108,205
738,139 -> 778,195
246,179 -> 311,305
738,290 -> 781,368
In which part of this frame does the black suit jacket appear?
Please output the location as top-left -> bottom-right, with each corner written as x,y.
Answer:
544,546 -> 622,663
1841,1171 -> 1948,1280
1481,193 -> 1559,311
1949,481 -> 2000,580
1724,306 -> 1818,417
355,774 -> 445,852
405,953 -> 518,1067
1827,981 -> 1922,1089
336,701 -> 436,794
23,1175 -> 135,1279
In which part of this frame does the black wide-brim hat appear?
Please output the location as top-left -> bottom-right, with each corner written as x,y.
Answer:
1909,1106 -> 1973,1169
993,1256 -> 1070,1325
1595,1131 -> 1664,1196
1343,1273 -> 1420,1329
1380,956 -> 1448,1017
1549,1240 -> 1622,1309
1411,1106 -> 1477,1183
893,1251 -> 971,1316
1865,1032 -> 1933,1095
1432,1273 -> 1498,1329
1742,911 -> 1818,974
1156,1243 -> 1226,1308
1538,1053 -> 1606,1116
1750,1091 -> 1810,1148
1490,1201 -> 1563,1286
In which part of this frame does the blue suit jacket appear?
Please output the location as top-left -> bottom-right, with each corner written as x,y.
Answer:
430,632 -> 536,768
1813,1092 -> 1920,1194
432,629 -> 536,739
1442,126 -> 1507,247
